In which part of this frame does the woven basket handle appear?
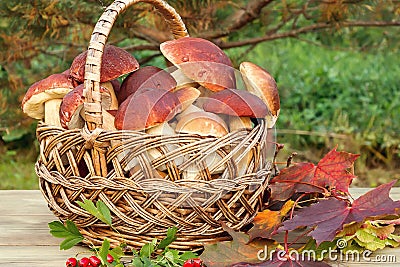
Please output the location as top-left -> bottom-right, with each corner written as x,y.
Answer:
83,0 -> 188,130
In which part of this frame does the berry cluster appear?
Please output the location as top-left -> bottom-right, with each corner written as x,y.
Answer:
66,254 -> 114,267
183,258 -> 204,267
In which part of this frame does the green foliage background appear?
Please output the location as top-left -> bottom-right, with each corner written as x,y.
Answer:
0,0 -> 399,189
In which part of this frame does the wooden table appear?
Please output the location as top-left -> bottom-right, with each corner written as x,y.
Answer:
1,189 -> 400,266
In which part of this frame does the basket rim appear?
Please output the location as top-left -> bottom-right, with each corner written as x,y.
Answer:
82,0 -> 188,131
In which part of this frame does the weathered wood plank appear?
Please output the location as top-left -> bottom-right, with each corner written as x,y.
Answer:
1,188 -> 400,266
0,245 -> 88,265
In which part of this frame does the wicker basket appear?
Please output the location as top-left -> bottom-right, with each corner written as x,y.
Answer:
37,0 -> 273,250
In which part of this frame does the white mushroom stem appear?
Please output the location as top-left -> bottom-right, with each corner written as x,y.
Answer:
228,116 -> 253,132
101,81 -> 119,110
146,122 -> 183,170
184,152 -> 225,180
170,68 -> 198,90
44,99 -> 62,127
229,116 -> 253,177
176,111 -> 228,179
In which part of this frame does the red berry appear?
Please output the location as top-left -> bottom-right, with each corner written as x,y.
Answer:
183,259 -> 195,267
107,254 -> 114,263
192,258 -> 204,267
89,256 -> 101,267
183,258 -> 204,267
66,257 -> 77,267
78,257 -> 90,267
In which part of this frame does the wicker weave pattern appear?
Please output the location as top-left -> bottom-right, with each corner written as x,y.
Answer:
37,0 -> 272,250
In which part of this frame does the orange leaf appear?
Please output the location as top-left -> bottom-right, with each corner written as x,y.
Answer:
248,200 -> 295,241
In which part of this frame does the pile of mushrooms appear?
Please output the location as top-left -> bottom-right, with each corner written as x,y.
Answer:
22,38 -> 280,177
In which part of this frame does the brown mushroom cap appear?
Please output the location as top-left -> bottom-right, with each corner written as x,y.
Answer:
239,62 -> 280,117
114,88 -> 181,131
160,37 -> 235,92
203,89 -> 268,118
174,86 -> 200,111
118,66 -> 176,104
59,84 -> 111,129
69,45 -> 139,84
175,111 -> 228,137
22,72 -> 75,119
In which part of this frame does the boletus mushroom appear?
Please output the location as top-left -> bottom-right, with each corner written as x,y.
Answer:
202,88 -> 269,176
115,88 -> 181,131
118,66 -> 176,104
59,84 -> 115,130
69,45 -> 139,85
175,111 -> 228,179
22,72 -> 75,127
114,88 -> 181,172
160,37 -> 236,92
239,62 -> 280,128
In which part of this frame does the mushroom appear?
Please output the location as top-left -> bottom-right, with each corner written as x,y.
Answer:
22,72 -> 75,127
146,122 -> 184,170
69,45 -> 139,85
239,62 -> 280,128
114,88 -> 181,131
173,86 -> 202,123
100,81 -> 119,111
202,88 -> 268,119
118,66 -> 176,104
202,89 -> 269,177
175,111 -> 228,179
110,79 -> 121,95
228,116 -> 253,132
59,84 -> 115,130
160,37 -> 236,92
228,117 -> 254,177
175,111 -> 228,137
169,68 -> 199,90
174,86 -> 200,111
170,86 -> 201,124
114,88 -> 181,172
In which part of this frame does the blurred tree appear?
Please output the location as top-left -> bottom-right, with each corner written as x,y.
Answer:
0,0 -> 399,140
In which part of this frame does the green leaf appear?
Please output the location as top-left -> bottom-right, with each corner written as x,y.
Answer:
142,257 -> 154,267
48,221 -> 71,238
140,239 -> 157,258
110,246 -> 124,261
60,236 -> 84,250
77,199 -> 112,226
99,239 -> 111,265
158,226 -> 177,249
132,257 -> 144,267
179,251 -> 198,261
96,199 -> 112,226
355,229 -> 386,251
48,220 -> 84,250
65,220 -> 82,236
164,251 -> 175,262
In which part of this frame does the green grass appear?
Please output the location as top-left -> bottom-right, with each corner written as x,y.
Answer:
1,39 -> 399,189
246,39 -> 400,148
0,148 -> 38,189
227,39 -> 400,185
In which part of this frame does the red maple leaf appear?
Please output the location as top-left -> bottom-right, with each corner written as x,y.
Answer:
270,147 -> 359,201
279,181 -> 400,245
